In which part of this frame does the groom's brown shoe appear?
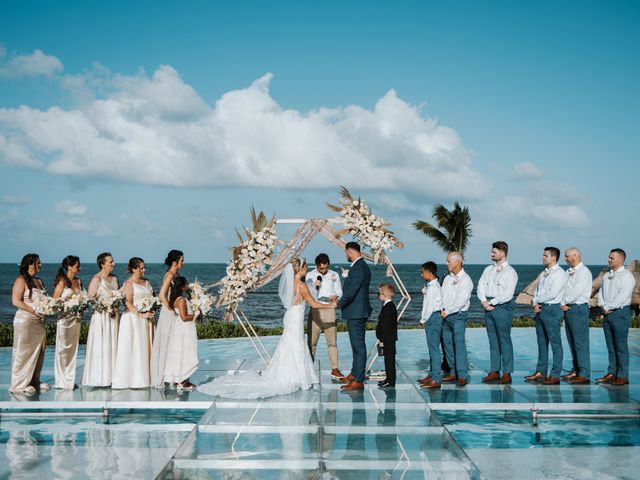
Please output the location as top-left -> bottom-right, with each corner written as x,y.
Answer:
339,374 -> 355,384
341,381 -> 364,391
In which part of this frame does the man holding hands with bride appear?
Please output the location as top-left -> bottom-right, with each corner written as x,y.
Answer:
338,242 -> 372,391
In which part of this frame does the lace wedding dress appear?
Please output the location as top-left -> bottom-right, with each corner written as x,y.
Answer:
198,264 -> 318,399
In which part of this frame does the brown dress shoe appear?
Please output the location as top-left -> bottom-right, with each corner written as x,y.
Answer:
525,372 -> 546,382
541,377 -> 560,385
500,373 -> 512,384
568,376 -> 590,384
561,372 -> 577,381
456,378 -> 468,387
418,375 -> 432,384
482,371 -> 501,383
611,377 -> 629,386
339,374 -> 355,384
421,380 -> 441,389
441,374 -> 457,383
596,373 -> 615,384
331,369 -> 345,379
341,381 -> 364,391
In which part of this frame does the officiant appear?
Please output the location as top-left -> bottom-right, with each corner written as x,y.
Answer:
306,253 -> 344,380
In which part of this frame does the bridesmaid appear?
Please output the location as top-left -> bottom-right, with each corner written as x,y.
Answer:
150,249 -> 183,388
9,254 -> 51,394
82,252 -> 120,387
52,255 -> 84,390
112,257 -> 154,389
164,276 -> 199,390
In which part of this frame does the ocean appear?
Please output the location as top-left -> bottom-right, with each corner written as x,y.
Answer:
0,263 -> 606,327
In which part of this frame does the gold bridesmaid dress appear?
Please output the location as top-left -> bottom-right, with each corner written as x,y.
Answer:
9,288 -> 47,393
54,287 -> 82,389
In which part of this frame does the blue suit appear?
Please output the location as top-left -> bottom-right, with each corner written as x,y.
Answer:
340,257 -> 372,382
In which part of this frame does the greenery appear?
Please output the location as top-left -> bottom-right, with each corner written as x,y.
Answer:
413,201 -> 472,255
1,316 -> 638,348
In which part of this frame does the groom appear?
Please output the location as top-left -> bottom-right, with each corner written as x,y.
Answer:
338,241 -> 372,391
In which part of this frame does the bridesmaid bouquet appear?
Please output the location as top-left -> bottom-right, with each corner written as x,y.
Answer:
32,295 -> 58,317
135,296 -> 160,315
57,290 -> 91,316
91,290 -> 125,315
189,280 -> 215,319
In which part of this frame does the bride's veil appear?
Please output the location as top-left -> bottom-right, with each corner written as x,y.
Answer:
278,263 -> 295,310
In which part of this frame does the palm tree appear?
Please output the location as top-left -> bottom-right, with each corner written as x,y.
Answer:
413,202 -> 472,256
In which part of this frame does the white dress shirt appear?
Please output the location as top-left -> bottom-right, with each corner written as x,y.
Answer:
477,261 -> 518,306
306,267 -> 343,303
442,269 -> 473,314
533,264 -> 568,305
562,262 -> 593,305
597,266 -> 636,311
420,279 -> 443,324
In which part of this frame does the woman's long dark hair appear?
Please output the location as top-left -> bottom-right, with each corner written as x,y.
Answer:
19,253 -> 40,299
168,276 -> 188,310
164,250 -> 184,269
54,255 -> 80,289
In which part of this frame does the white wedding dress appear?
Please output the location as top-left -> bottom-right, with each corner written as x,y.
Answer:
198,265 -> 318,399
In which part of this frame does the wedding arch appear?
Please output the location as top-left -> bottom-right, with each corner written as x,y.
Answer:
215,188 -> 411,367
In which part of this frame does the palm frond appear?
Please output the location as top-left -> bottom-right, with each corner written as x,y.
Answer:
413,220 -> 455,252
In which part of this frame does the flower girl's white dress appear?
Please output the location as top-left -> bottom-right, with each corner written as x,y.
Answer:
198,267 -> 318,399
112,281 -> 153,389
163,298 -> 199,384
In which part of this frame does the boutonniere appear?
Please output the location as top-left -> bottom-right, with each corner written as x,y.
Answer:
452,278 -> 459,285
568,269 -> 575,277
341,267 -> 349,278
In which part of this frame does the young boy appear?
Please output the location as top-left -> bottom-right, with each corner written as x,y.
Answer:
376,283 -> 398,388
418,262 -> 444,389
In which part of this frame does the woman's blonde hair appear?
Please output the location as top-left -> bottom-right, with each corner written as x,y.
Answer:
291,257 -> 307,274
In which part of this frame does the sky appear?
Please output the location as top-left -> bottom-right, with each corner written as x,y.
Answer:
1,0 -> 638,265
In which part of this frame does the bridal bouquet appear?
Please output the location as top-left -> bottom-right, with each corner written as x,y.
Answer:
135,296 -> 160,315
91,290 -> 125,315
189,280 -> 215,319
32,295 -> 58,317
217,208 -> 277,317
328,187 -> 403,263
57,290 -> 91,317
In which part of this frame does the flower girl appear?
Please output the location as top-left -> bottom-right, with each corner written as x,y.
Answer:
164,276 -> 199,390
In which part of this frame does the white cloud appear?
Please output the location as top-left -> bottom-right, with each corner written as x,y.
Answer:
0,207 -> 18,226
0,48 -> 63,78
530,204 -> 590,228
0,66 -> 488,199
0,194 -> 28,205
512,162 -> 543,180
55,200 -> 88,216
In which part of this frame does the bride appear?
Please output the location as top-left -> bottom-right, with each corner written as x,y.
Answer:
198,257 -> 336,399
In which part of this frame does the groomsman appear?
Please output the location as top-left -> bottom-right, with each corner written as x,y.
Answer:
440,252 -> 474,387
417,262 -> 444,389
306,253 -> 344,380
596,248 -> 636,386
560,248 -> 593,384
477,241 -> 518,384
526,247 -> 568,385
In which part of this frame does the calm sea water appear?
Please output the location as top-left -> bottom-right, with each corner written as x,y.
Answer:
0,263 -> 606,327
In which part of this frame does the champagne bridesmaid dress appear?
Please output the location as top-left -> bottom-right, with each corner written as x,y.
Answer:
112,281 -> 154,389
82,277 -> 120,387
54,287 -> 83,389
9,287 -> 47,393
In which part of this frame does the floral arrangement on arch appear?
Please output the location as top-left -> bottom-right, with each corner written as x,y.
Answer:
327,186 -> 403,263
216,208 -> 277,319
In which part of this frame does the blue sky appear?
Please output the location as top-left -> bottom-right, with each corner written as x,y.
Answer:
1,0 -> 638,265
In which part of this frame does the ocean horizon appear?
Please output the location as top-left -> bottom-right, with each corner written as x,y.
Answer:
0,262 -> 608,327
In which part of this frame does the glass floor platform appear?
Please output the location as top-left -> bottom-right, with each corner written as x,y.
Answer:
1,328 -> 639,479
